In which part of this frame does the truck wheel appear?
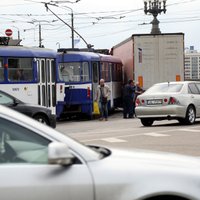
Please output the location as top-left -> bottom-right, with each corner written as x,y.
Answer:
185,105 -> 196,125
141,118 -> 154,127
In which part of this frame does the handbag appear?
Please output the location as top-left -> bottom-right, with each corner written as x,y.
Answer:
93,101 -> 100,115
101,96 -> 108,104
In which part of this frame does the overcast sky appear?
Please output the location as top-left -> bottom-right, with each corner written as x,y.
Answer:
0,0 -> 200,50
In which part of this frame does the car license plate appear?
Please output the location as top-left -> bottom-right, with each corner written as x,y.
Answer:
147,99 -> 162,105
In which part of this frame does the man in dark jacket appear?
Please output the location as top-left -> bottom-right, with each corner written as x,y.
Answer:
123,80 -> 135,119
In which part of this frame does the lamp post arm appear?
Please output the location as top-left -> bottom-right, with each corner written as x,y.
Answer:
45,3 -> 90,48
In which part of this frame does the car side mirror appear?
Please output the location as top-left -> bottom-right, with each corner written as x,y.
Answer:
48,142 -> 74,166
13,98 -> 20,106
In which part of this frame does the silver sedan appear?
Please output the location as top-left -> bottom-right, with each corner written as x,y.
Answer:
135,81 -> 200,126
1,105 -> 200,200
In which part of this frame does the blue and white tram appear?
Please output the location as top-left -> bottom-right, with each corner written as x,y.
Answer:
57,49 -> 123,118
0,45 -> 57,114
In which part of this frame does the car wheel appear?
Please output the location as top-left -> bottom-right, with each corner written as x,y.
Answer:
34,114 -> 49,125
185,105 -> 196,125
141,118 -> 154,126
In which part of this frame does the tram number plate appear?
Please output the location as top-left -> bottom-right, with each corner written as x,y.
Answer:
147,99 -> 162,105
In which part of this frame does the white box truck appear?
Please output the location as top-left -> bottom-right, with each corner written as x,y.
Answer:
112,33 -> 184,90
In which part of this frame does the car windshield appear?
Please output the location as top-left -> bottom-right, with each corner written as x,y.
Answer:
0,92 -> 14,105
145,83 -> 183,94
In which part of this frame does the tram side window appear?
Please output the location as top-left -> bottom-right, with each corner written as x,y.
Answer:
8,58 -> 33,82
101,62 -> 110,82
117,64 -> 122,81
82,62 -> 89,82
92,62 -> 99,83
0,58 -> 4,81
112,63 -> 122,82
112,63 -> 117,81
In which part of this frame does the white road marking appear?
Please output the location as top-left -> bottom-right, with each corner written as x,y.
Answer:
81,132 -> 169,142
143,132 -> 170,137
101,137 -> 127,143
79,126 -> 200,143
179,129 -> 200,133
67,128 -> 138,136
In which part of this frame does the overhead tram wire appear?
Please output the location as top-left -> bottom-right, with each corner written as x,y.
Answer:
167,0 -> 200,6
73,8 -> 143,15
1,0 -> 199,19
0,3 -> 36,7
43,2 -> 92,48
2,0 -> 200,40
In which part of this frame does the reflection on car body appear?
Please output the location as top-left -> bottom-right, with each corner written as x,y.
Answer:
1,105 -> 200,200
135,81 -> 200,126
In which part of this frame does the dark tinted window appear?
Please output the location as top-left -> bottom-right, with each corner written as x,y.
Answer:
195,83 -> 200,93
112,63 -> 122,82
92,62 -> 99,83
101,62 -> 110,82
188,83 -> 200,94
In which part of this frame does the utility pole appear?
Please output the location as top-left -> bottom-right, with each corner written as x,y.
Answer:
71,12 -> 74,48
17,30 -> 20,40
62,5 -> 75,49
12,26 -> 20,40
39,23 -> 42,47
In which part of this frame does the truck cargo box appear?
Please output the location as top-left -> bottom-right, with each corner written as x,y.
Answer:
112,33 -> 184,90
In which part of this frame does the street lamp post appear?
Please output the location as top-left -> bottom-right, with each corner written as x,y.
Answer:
71,11 -> 74,49
25,20 -> 54,48
12,26 -> 20,40
50,2 -> 75,49
144,0 -> 167,34
45,2 -> 93,49
64,5 -> 74,49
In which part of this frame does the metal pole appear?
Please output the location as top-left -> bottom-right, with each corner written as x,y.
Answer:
12,26 -> 20,40
39,23 -> 42,47
17,30 -> 20,40
71,12 -> 74,49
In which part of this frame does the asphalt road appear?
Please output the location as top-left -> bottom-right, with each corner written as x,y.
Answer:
56,111 -> 200,157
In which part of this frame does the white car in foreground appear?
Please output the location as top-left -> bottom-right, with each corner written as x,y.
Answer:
0,105 -> 200,200
135,81 -> 200,126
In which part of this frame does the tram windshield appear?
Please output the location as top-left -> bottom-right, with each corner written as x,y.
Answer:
58,62 -> 90,82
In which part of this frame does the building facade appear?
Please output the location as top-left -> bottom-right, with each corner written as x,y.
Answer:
185,46 -> 200,80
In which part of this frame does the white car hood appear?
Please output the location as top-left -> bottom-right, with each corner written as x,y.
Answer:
108,148 -> 200,169
88,148 -> 200,200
